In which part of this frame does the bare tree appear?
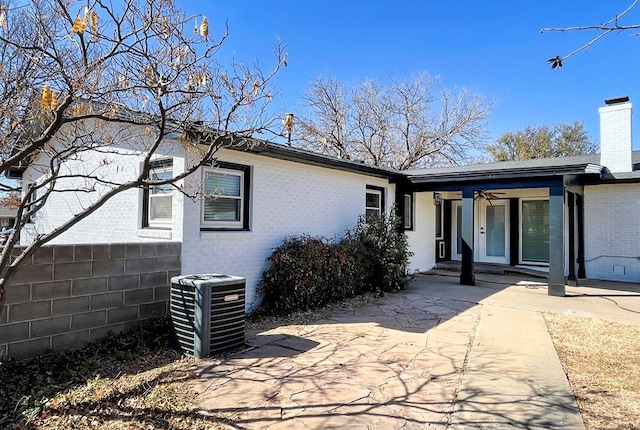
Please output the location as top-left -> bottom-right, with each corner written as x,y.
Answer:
487,122 -> 596,162
294,74 -> 492,170
542,1 -> 640,68
0,0 -> 286,309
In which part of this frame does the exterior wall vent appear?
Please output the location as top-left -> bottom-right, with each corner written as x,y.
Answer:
170,274 -> 246,358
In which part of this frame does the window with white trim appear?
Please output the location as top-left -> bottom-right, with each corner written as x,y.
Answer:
435,198 -> 443,239
143,160 -> 173,228
404,193 -> 414,230
365,186 -> 384,220
201,162 -> 251,230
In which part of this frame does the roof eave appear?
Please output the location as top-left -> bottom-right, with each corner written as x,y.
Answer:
233,141 -> 403,180
407,163 -> 604,185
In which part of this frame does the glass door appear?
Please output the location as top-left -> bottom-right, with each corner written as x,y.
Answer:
479,200 -> 509,263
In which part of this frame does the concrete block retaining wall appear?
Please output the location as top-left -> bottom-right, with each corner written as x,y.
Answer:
0,242 -> 181,359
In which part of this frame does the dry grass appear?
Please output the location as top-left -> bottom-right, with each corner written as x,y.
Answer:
544,313 -> 640,430
0,319 -> 236,429
20,350 -> 234,430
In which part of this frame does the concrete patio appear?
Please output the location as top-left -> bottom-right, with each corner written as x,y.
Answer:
187,272 -> 640,429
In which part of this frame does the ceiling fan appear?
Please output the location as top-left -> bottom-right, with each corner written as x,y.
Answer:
474,190 -> 506,205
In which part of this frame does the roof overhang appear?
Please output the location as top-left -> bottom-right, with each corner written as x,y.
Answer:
406,163 -> 604,190
229,140 -> 403,181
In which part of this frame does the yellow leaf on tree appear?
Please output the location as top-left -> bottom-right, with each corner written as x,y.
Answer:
0,8 -> 7,31
50,91 -> 58,110
90,11 -> 98,33
41,85 -> 51,109
71,16 -> 85,34
200,17 -> 209,42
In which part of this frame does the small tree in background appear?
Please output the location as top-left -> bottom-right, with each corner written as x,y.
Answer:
486,121 -> 596,162
0,0 -> 286,310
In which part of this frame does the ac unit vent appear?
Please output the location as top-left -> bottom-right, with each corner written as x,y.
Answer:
170,274 -> 246,358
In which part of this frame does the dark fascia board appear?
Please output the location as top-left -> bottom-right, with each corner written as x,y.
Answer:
599,175 -> 640,184
232,140 -> 403,181
406,163 -> 604,185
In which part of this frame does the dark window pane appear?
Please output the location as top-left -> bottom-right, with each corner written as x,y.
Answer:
204,198 -> 241,221
522,200 -> 549,262
366,192 -> 380,209
404,194 -> 412,229
205,173 -> 241,197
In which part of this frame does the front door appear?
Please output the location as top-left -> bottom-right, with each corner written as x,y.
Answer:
451,199 -> 510,263
478,199 -> 510,263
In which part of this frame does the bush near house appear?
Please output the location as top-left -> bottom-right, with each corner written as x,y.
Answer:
258,212 -> 412,316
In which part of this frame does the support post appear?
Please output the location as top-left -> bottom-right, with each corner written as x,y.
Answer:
567,192 -> 576,282
577,194 -> 586,278
460,188 -> 475,286
548,186 -> 566,296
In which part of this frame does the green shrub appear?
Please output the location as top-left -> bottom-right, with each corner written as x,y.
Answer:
348,210 -> 413,293
257,211 -> 412,317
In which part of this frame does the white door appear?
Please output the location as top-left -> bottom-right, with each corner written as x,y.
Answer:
478,200 -> 510,263
451,199 -> 510,263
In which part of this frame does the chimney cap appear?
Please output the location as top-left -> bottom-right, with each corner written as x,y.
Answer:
605,96 -> 630,105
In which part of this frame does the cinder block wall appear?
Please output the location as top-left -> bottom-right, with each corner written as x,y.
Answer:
0,242 -> 181,359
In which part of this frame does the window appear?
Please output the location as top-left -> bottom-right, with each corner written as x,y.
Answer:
143,159 -> 173,228
521,199 -> 549,263
435,197 -> 443,239
25,184 -> 37,224
201,162 -> 251,230
404,193 -> 414,230
365,186 -> 384,220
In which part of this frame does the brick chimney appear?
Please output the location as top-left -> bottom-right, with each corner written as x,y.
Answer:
599,96 -> 633,173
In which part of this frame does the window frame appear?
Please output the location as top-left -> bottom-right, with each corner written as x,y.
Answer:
434,197 -> 443,239
404,193 -> 414,231
200,161 -> 251,231
519,198 -> 550,265
365,185 -> 385,220
24,183 -> 38,224
142,159 -> 174,229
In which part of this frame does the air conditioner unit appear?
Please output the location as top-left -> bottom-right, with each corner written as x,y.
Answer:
170,274 -> 246,358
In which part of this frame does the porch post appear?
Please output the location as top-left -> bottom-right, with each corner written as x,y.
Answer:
548,185 -> 566,296
567,192 -> 576,282
576,194 -> 586,278
460,187 -> 475,286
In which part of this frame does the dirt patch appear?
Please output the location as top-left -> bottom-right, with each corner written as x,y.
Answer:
544,313 -> 640,430
0,320 -> 234,429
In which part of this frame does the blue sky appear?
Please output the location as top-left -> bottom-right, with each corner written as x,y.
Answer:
184,1 -> 640,148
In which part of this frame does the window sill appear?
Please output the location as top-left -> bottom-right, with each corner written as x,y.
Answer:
199,230 -> 253,241
138,228 -> 172,240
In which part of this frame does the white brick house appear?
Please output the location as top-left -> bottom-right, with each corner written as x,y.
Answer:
17,132 -> 400,309
14,97 -> 640,305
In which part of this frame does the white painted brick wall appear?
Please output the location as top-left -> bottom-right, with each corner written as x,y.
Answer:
599,102 -> 633,173
584,184 -> 640,281
21,125 -> 185,245
180,149 -> 395,310
406,192 -> 436,273
24,134 -> 397,310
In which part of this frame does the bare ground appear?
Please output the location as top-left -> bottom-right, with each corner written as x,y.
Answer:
544,313 -> 640,430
